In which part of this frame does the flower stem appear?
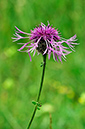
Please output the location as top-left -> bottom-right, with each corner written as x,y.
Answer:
27,54 -> 47,129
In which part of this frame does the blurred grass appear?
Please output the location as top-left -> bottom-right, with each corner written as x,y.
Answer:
0,0 -> 85,129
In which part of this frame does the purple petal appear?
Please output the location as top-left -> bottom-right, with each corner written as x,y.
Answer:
18,42 -> 29,51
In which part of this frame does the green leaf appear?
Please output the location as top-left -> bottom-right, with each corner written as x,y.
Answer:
37,107 -> 40,110
32,101 -> 36,105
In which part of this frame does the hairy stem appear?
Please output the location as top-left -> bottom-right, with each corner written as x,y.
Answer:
27,54 -> 47,129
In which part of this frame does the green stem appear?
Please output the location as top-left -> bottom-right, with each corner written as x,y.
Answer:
27,54 -> 47,129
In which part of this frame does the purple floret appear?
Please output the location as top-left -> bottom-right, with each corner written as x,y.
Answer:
12,22 -> 79,62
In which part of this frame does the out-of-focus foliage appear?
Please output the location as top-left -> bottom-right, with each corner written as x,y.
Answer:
0,0 -> 85,129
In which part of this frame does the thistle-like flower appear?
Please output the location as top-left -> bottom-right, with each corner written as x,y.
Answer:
12,22 -> 78,62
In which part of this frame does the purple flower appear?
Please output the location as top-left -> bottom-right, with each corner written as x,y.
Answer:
12,22 -> 79,62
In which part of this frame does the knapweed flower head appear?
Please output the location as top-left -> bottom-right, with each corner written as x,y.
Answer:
12,22 -> 78,62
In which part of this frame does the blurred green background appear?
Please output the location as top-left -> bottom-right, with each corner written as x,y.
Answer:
0,0 -> 85,129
